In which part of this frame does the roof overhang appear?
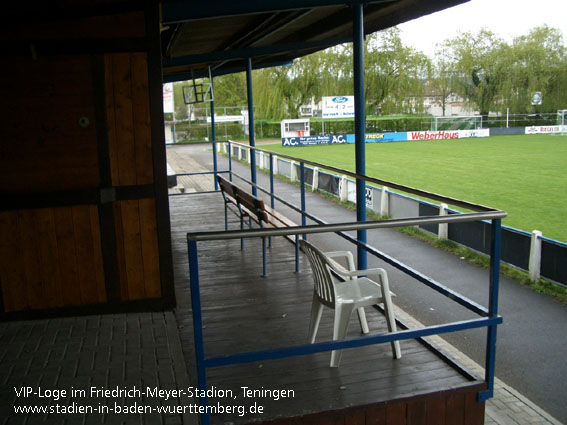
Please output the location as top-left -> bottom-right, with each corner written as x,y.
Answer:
161,0 -> 469,82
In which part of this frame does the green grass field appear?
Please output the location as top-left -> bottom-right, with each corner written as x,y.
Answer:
264,134 -> 567,243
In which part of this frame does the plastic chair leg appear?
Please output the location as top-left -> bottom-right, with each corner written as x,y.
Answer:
330,304 -> 355,367
295,235 -> 299,273
357,307 -> 369,334
308,295 -> 324,344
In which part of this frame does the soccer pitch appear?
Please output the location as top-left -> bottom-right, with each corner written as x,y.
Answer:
264,134 -> 567,243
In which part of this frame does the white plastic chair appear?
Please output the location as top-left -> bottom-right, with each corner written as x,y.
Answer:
300,239 -> 401,367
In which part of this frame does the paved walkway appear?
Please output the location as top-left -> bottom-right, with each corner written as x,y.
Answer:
0,312 -> 195,425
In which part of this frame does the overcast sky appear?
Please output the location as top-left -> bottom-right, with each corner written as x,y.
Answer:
397,0 -> 567,57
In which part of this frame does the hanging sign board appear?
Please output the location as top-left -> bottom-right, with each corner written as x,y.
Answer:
322,96 -> 355,118
163,83 -> 174,113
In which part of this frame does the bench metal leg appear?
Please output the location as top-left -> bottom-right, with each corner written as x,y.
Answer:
224,205 -> 228,232
240,216 -> 245,251
262,236 -> 267,277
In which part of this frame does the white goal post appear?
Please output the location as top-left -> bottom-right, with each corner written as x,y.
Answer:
432,115 -> 483,131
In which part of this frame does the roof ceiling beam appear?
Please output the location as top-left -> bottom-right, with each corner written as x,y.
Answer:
162,37 -> 350,69
162,0 -> 396,24
163,60 -> 293,83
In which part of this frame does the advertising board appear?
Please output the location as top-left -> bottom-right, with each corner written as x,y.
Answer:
322,96 -> 355,118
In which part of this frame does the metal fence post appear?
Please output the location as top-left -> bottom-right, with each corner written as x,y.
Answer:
187,240 -> 210,425
479,218 -> 502,402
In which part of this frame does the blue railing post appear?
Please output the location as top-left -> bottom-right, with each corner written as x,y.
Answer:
479,218 -> 502,402
300,162 -> 307,240
353,1 -> 367,270
269,153 -> 275,210
269,153 -> 275,248
187,239 -> 211,425
228,141 -> 233,182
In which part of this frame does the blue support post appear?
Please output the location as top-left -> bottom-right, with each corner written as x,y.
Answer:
246,58 -> 258,196
187,240 -> 210,425
479,218 -> 502,402
210,75 -> 218,191
300,162 -> 307,240
353,2 -> 367,270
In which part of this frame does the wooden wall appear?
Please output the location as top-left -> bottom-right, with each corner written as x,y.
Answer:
0,3 -> 173,317
255,386 -> 486,425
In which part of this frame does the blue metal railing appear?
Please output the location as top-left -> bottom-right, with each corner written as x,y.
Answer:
182,140 -> 506,424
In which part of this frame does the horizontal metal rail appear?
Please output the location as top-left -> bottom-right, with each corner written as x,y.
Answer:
202,316 -> 503,368
186,210 -> 506,241
226,140 -> 497,212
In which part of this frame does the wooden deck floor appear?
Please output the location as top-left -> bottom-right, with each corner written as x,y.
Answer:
170,192 -> 484,425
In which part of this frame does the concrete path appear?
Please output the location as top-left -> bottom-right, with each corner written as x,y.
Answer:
166,142 -> 566,425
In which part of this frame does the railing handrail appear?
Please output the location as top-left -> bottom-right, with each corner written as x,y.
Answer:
187,210 -> 506,242
226,140 -> 498,213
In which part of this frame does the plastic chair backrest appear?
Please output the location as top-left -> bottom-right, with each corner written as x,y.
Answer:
300,240 -> 336,306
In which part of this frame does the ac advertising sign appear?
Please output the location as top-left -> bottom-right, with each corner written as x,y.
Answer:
282,135 -> 347,147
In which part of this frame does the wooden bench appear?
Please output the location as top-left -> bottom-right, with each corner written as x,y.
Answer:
217,175 -> 299,276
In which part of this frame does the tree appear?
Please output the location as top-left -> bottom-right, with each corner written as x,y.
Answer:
505,26 -> 567,113
430,46 -> 457,116
444,30 -> 512,121
364,28 -> 430,115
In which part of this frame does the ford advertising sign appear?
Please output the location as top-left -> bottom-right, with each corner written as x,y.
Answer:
322,96 -> 355,118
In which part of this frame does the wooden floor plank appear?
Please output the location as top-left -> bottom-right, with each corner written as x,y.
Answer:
169,193 -> 482,425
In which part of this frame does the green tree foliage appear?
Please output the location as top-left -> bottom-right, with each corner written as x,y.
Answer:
429,46 -> 457,116
444,30 -> 512,120
364,28 -> 430,115
504,26 -> 567,113
189,25 -> 566,122
213,73 -> 247,107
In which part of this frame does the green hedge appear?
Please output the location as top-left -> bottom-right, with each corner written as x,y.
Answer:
171,115 -> 435,141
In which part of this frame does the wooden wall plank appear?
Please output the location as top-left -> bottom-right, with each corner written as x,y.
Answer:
73,206 -> 106,305
344,410 -> 366,425
110,54 -> 137,186
131,52 -> 153,185
407,401 -> 427,425
113,202 -> 129,301
19,210 -> 45,309
366,405 -> 387,425
386,403 -> 406,425
139,199 -> 161,298
0,211 -> 28,311
445,394 -> 465,425
464,393 -> 484,425
105,55 -> 120,186
53,207 -> 81,306
36,208 -> 63,308
119,200 -> 145,300
0,56 -> 99,193
89,206 -> 107,303
426,397 -> 446,425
